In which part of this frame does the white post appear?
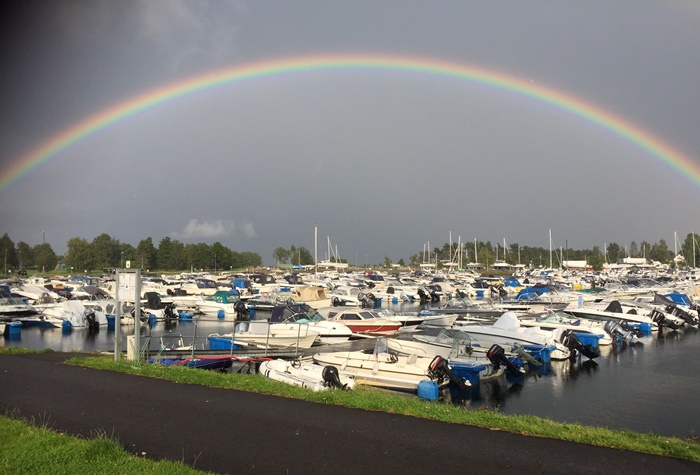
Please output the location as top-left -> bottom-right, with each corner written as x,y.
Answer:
114,269 -> 120,361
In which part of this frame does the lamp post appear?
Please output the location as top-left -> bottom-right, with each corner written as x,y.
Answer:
120,252 -> 124,269
214,253 -> 217,272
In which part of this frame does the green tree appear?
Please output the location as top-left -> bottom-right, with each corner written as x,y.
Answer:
119,243 -> 136,268
184,243 -> 210,271
91,233 -> 119,269
629,241 -> 639,258
383,256 -> 392,268
649,239 -> 671,264
606,242 -> 622,263
589,246 -> 605,271
136,237 -> 157,270
0,233 -> 16,272
681,233 -> 699,268
16,241 -> 32,269
64,237 -> 95,272
157,237 -> 175,271
33,243 -> 58,273
298,246 -> 314,266
273,247 -> 291,265
240,251 -> 262,269
210,242 -> 230,271
640,241 -> 651,261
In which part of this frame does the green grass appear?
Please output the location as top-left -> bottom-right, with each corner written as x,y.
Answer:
65,354 -> 700,463
0,413 -> 214,475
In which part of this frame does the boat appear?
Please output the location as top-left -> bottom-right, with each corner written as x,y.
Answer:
519,311 -> 612,346
194,290 -> 246,318
259,358 -> 356,391
52,300 -> 109,330
388,330 -> 525,382
149,355 -> 236,371
453,312 -> 571,361
561,300 -> 660,331
378,308 -> 459,327
207,320 -> 320,350
312,338 -> 467,391
327,286 -> 363,306
279,285 -> 332,309
268,303 -> 352,344
423,298 -> 510,320
320,308 -> 403,335
0,285 -> 38,320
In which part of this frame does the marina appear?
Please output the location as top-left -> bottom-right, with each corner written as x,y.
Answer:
2,271 -> 700,439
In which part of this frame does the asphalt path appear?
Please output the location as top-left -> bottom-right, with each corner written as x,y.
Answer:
1,352 -> 699,474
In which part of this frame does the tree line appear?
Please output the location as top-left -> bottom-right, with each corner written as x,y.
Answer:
0,233 -> 262,274
2,232 -> 699,275
405,234 -> 700,271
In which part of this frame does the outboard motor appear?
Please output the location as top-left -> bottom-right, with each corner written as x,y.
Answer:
321,365 -> 349,390
84,310 -> 99,332
234,300 -> 249,321
428,355 -> 470,390
486,344 -> 524,375
650,309 -> 680,330
417,287 -> 430,304
164,304 -> 178,321
357,292 -> 377,308
666,305 -> 699,326
559,329 -> 600,360
604,320 -> 639,345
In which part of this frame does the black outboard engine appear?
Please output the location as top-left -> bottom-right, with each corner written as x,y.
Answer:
417,287 -> 430,304
560,329 -> 600,360
321,365 -> 349,390
650,309 -> 680,330
234,300 -> 249,321
486,344 -> 524,375
164,304 -> 178,321
428,355 -> 469,390
85,310 -> 99,332
604,320 -> 639,345
666,305 -> 699,326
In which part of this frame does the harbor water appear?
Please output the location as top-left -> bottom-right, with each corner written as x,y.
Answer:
3,302 -> 699,439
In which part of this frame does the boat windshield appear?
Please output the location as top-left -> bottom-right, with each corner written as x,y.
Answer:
286,310 -> 324,323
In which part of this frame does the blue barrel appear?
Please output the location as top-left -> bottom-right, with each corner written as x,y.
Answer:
475,290 -> 484,298
417,380 -> 439,400
217,309 -> 225,319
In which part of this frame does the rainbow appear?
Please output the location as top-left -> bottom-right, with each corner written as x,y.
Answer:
2,53 -> 698,191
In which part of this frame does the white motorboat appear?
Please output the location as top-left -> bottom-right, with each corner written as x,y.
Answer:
312,338 -> 467,391
378,309 -> 458,327
320,308 -> 402,335
519,311 -> 612,346
208,320 -> 320,350
259,358 -> 356,391
388,332 -> 523,382
52,300 -> 109,329
268,303 -> 352,344
454,312 -> 571,361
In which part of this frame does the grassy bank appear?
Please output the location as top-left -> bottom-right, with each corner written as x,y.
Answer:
0,414 -> 214,475
62,354 -> 700,463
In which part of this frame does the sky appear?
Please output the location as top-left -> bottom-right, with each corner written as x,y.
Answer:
1,1 -> 699,266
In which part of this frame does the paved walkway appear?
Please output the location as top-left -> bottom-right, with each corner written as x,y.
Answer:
1,352 -> 699,474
